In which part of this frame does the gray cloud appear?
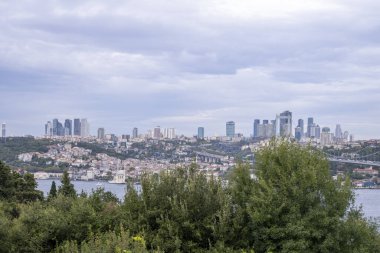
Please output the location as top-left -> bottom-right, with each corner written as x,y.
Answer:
0,0 -> 380,139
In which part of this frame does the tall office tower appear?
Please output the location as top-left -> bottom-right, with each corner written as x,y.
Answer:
153,126 -> 161,139
97,128 -> 105,139
226,121 -> 235,137
297,119 -> 304,136
307,117 -> 314,137
275,114 -> 280,137
45,121 -> 52,136
197,127 -> 205,139
295,126 -> 303,141
74,119 -> 81,136
132,127 -> 138,138
64,119 -> 72,136
80,119 -> 90,137
335,124 -> 342,139
166,128 -> 175,139
343,131 -> 349,141
279,111 -> 292,137
253,119 -> 260,137
349,134 -> 354,143
52,118 -> 59,136
1,123 -> 6,140
314,125 -> 321,139
57,122 -> 65,136
321,127 -> 332,146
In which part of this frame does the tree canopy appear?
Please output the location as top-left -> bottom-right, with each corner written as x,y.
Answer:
0,141 -> 379,252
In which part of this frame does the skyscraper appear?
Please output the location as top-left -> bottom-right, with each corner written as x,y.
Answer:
253,119 -> 260,138
298,119 -> 304,136
80,119 -> 90,137
197,127 -> 204,139
74,119 -> 81,136
1,123 -> 6,140
279,111 -> 292,137
226,121 -> 235,137
97,128 -> 105,139
307,117 -> 314,137
295,127 -> 302,141
132,127 -> 138,138
335,124 -> 342,139
64,119 -> 72,136
153,126 -> 161,139
52,118 -> 59,136
321,127 -> 332,146
45,121 -> 52,136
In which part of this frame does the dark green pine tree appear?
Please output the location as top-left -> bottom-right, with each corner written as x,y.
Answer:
48,181 -> 57,200
58,171 -> 76,197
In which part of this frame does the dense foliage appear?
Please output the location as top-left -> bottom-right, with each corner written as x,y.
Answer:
0,141 -> 379,252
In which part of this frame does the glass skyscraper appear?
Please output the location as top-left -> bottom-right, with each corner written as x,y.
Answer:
226,121 -> 235,137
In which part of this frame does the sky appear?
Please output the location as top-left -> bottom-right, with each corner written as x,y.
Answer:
0,0 -> 380,139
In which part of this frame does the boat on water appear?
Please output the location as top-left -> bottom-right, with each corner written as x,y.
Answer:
96,182 -> 104,188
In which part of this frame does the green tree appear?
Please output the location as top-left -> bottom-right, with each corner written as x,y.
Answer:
249,140 -> 378,252
58,171 -> 76,198
48,181 -> 57,200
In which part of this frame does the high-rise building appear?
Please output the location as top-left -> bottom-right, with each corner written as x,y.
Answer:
153,126 -> 161,139
279,111 -> 292,137
74,119 -> 81,136
64,119 -> 72,136
52,119 -> 59,136
226,121 -> 235,137
132,127 -> 138,139
197,127 -> 204,139
57,122 -> 64,136
321,127 -> 332,146
298,119 -> 304,136
307,117 -> 314,137
1,123 -> 5,140
163,128 -> 175,139
253,119 -> 260,137
295,128 -> 302,142
80,119 -> 90,137
97,128 -> 105,139
45,121 -> 52,136
335,124 -> 342,139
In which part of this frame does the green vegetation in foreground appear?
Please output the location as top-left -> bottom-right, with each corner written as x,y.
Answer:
0,141 -> 379,252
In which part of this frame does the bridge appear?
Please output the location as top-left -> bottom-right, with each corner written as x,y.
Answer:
327,158 -> 380,167
324,149 -> 380,166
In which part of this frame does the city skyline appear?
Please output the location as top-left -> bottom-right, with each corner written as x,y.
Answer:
1,1 -> 380,139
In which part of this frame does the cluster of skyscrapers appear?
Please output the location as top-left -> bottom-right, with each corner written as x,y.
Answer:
253,111 -> 352,145
45,118 -> 90,137
253,111 -> 293,138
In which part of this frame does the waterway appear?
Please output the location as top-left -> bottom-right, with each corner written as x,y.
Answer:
37,180 -> 380,221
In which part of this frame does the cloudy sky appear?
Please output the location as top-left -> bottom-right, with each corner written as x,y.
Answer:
1,0 -> 380,139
